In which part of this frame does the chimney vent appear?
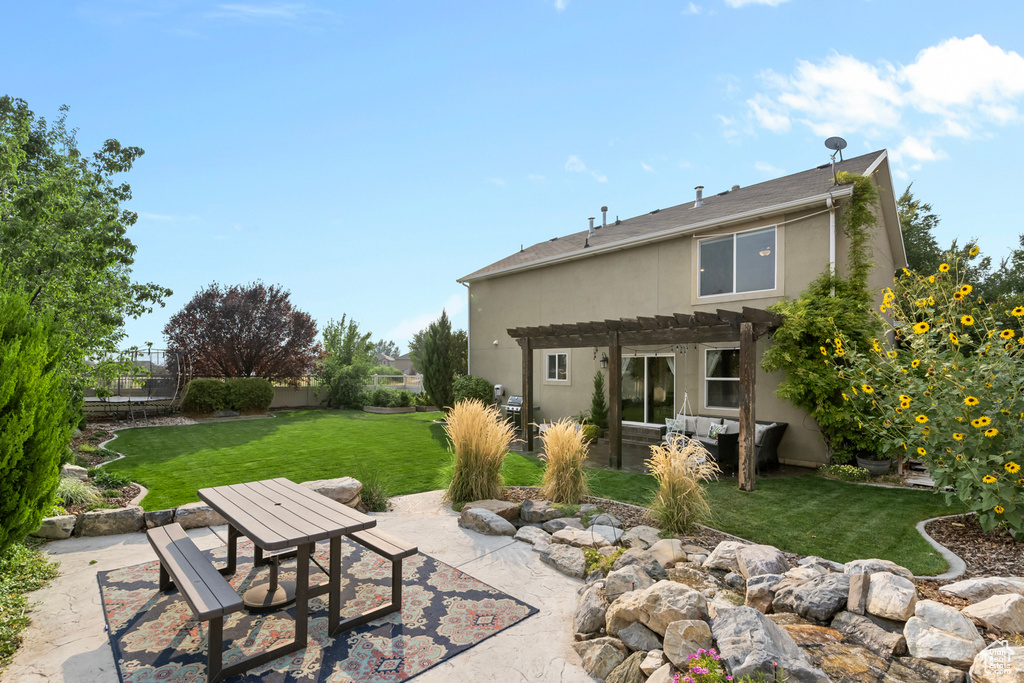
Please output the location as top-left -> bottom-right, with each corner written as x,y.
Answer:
588,217 -> 595,237
694,186 -> 704,208
732,185 -> 740,191
601,206 -> 608,227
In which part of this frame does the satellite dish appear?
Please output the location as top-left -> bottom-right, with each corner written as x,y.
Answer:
824,136 -> 847,152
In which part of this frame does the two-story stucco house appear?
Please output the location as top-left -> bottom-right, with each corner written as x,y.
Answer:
457,149 -> 907,468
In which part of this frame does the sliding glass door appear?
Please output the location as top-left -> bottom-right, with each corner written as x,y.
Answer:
621,355 -> 675,424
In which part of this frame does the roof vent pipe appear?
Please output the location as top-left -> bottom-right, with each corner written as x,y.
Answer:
732,185 -> 740,191
588,217 -> 595,237
601,206 -> 608,227
694,186 -> 704,208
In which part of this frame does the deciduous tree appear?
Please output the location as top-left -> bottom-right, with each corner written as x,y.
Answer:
163,282 -> 320,380
316,315 -> 374,407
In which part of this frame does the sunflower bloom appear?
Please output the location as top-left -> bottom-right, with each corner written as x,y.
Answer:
969,245 -> 979,256
961,284 -> 973,295
953,433 -> 964,441
1000,329 -> 1015,340
916,414 -> 928,423
965,396 -> 980,406
928,275 -> 936,283
862,384 -> 874,393
939,263 -> 950,272
917,447 -> 927,456
1013,306 -> 1024,317
887,350 -> 897,358
953,291 -> 964,301
820,346 -> 827,356
983,475 -> 997,484
949,333 -> 959,345
972,416 -> 992,428
1006,462 -> 1021,474
985,428 -> 999,437
995,505 -> 1005,514
911,359 -> 920,368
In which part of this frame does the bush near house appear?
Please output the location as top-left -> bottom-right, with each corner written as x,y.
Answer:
365,387 -> 414,408
453,375 -> 492,406
181,377 -> 273,415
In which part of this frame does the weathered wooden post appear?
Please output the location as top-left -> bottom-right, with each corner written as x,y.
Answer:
738,322 -> 756,491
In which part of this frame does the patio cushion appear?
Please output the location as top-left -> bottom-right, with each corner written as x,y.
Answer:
665,417 -> 685,435
682,416 -> 697,434
755,422 -> 776,446
695,416 -> 722,437
721,419 -> 739,435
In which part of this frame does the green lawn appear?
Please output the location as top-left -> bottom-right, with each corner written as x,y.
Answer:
107,409 -> 963,575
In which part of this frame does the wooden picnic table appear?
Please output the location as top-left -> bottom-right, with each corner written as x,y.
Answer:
197,477 -> 376,676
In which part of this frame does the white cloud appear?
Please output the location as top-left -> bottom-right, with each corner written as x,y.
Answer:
564,155 -> 608,183
683,3 -> 702,15
207,3 -> 336,23
527,174 -> 546,183
486,177 -> 507,187
384,293 -> 466,346
554,0 -> 568,11
754,161 -> 784,176
641,162 -> 654,172
740,35 -> 1024,172
724,0 -> 789,6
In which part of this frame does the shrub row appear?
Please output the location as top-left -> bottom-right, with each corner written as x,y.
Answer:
181,378 -> 274,416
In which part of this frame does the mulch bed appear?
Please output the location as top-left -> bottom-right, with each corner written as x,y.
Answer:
925,514 -> 1024,580
65,484 -> 141,516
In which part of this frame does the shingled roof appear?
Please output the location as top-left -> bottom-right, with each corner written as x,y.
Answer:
459,149 -> 892,283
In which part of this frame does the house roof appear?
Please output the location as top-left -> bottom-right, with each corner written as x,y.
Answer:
459,149 -> 903,283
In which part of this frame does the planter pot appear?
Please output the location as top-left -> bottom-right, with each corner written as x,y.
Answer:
855,456 -> 892,477
362,406 -> 417,414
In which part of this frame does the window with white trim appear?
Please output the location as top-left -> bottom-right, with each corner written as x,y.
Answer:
546,352 -> 568,381
705,348 -> 740,409
699,226 -> 776,297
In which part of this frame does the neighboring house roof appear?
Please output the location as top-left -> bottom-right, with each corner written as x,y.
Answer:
459,149 -> 905,283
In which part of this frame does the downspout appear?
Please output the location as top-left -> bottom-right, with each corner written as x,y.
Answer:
827,193 -> 836,296
461,281 -> 471,374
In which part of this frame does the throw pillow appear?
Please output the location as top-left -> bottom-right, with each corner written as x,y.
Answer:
755,422 -> 775,446
708,423 -> 724,439
721,419 -> 740,435
695,416 -> 720,438
665,417 -> 685,434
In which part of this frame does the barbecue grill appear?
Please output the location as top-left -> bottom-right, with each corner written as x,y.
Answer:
502,395 -> 539,432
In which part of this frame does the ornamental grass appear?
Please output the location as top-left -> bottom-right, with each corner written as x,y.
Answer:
538,418 -> 591,504
646,434 -> 720,535
443,399 -> 515,504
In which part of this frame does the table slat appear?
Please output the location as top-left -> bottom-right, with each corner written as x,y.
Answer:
199,487 -> 295,548
255,479 -> 375,532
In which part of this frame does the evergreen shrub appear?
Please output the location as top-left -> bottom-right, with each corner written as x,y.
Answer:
181,379 -> 229,415
226,377 -> 274,413
453,375 -> 492,406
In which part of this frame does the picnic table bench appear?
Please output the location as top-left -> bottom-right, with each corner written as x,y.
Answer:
339,528 -> 418,631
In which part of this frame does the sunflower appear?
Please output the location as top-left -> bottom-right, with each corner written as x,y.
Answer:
985,428 -> 999,437
820,346 -> 827,355
887,350 -> 898,358
879,304 -> 888,313
928,275 -> 936,283
1013,307 -> 1024,317
916,414 -> 929,423
953,291 -> 964,301
1000,329 -> 1015,340
953,433 -> 964,441
939,263 -> 950,272
961,315 -> 975,326
961,284 -> 973,295
913,322 -> 930,334
956,453 -> 965,461
900,400 -> 911,409
917,447 -> 927,456
899,394 -> 911,402
972,416 -> 992,428
922,426 -> 930,435
969,245 -> 979,256
1006,462 -> 1021,474
842,393 -> 849,401
995,505 -> 1005,514
862,384 -> 874,393
949,333 -> 959,345
911,359 -> 920,368
835,348 -> 845,356
964,396 -> 980,406
872,340 -> 882,352
983,475 -> 997,484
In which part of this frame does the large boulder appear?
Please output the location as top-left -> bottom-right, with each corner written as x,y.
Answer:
463,498 -> 519,521
543,517 -> 584,533
896,657 -> 967,683
711,606 -> 829,683
300,476 -> 362,507
772,573 -> 850,623
844,558 -> 914,581
662,619 -> 713,667
572,637 -> 628,680
459,507 -> 516,536
513,525 -> 551,546
144,509 -> 174,529
575,580 -> 610,634
640,650 -> 666,676
589,525 -> 625,546
605,651 -> 647,683
866,571 -> 918,621
606,580 -> 707,637
61,464 -> 89,481
736,544 -> 790,579
648,539 -> 687,567
746,573 -> 785,613
32,515 -> 76,539
617,621 -> 662,652
847,571 -> 869,615
702,540 -> 748,573
520,499 -> 564,523
645,664 -> 675,683
970,645 -> 1024,683
939,577 -> 1024,604
539,544 -> 587,579
620,525 -> 661,550
798,555 -> 846,573
830,610 -> 907,659
904,600 -> 986,668
960,593 -> 1024,635
174,502 -> 226,529
612,547 -> 667,580
552,527 -> 611,549
605,565 -> 656,598
76,506 -> 145,536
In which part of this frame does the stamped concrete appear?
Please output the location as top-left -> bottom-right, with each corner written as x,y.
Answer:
5,490 -> 591,682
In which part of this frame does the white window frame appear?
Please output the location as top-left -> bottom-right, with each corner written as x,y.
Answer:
697,225 -> 778,299
704,347 -> 740,410
545,351 -> 569,383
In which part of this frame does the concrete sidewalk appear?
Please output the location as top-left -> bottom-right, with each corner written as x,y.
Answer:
4,491 -> 592,682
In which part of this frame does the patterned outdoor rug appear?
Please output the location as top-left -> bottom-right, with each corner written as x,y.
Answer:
97,537 -> 537,682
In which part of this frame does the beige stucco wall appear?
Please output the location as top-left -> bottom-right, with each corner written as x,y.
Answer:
466,181 -> 900,469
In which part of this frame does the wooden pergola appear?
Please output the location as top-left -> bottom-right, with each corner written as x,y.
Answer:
507,307 -> 783,491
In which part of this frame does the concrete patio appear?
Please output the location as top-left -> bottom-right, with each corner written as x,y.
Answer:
5,490 -> 592,682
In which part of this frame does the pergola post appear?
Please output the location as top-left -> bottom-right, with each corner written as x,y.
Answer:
522,339 -> 534,453
738,321 -> 756,492
607,332 -> 622,469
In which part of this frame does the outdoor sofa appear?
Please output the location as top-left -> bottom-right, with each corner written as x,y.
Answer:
664,415 -> 788,475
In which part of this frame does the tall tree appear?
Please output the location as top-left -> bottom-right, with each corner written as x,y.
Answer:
409,325 -> 467,375
0,96 -> 171,372
163,282 -> 320,380
422,310 -> 455,410
897,184 -> 942,275
316,315 -> 374,407
371,339 -> 401,359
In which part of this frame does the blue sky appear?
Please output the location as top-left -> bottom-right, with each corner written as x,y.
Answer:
5,1 -> 1024,353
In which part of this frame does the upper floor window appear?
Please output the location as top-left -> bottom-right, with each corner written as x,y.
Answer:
698,226 -> 776,297
546,352 -> 568,381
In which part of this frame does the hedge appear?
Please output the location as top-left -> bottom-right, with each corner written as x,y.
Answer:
181,378 -> 274,415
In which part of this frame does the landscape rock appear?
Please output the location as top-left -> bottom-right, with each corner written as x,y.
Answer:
543,517 -> 584,533
76,506 -> 145,536
214,409 -> 240,417
707,589 -> 746,618
780,623 -> 843,646
961,593 -> 1024,635
798,555 -> 846,573
574,580 -> 609,634
800,642 -> 907,683
459,507 -> 516,536
174,502 -> 226,529
572,637 -> 628,680
552,527 -> 611,548
617,621 -> 662,652
639,650 -> 666,676
904,599 -> 986,668
620,525 -> 661,550
940,577 -> 1024,603
612,547 -> 667,580
897,656 -> 967,683
847,571 -> 869,615
830,610 -> 907,659
866,571 -> 918,621
844,558 -> 914,581
606,580 -> 708,637
724,572 -> 746,589
667,565 -> 721,596
143,509 -> 174,529
589,524 -> 625,545
60,464 -> 89,481
587,512 -> 623,529
605,565 -> 656,598
737,544 -> 790,579
513,525 -> 551,546
520,499 -> 564,523
300,476 -> 363,506
645,663 -> 675,683
605,651 -> 646,683
648,539 -> 687,567
969,645 -> 1024,683
702,540 -> 749,573
772,572 -> 850,623
540,544 -> 587,579
746,573 -> 785,613
662,619 -> 713,667
462,498 -> 519,521
32,515 -> 76,539
712,606 -> 829,683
